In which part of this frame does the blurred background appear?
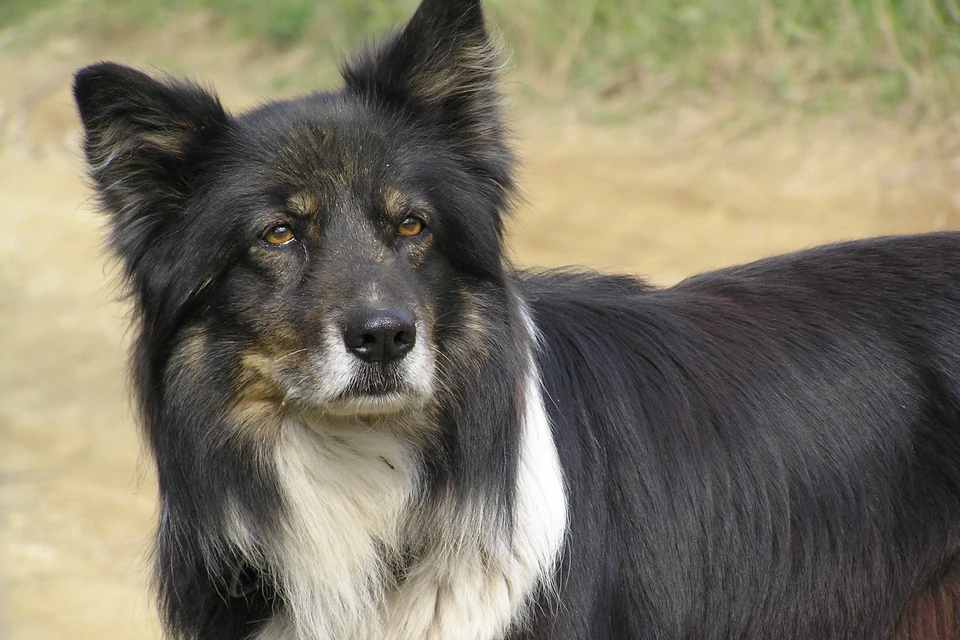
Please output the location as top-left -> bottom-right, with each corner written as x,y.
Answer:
1,1 -> 959,638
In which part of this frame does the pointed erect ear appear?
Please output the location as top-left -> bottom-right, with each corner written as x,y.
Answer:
73,62 -> 230,268
342,0 -> 513,186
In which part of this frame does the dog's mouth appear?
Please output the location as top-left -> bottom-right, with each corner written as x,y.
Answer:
321,361 -> 428,414
323,388 -> 418,417
283,359 -> 434,418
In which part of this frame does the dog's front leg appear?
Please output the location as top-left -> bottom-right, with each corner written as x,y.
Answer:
384,548 -> 520,640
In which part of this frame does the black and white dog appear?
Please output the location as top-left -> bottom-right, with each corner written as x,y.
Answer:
73,0 -> 960,638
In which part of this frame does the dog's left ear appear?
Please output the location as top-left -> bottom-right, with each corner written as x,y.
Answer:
343,0 -> 511,184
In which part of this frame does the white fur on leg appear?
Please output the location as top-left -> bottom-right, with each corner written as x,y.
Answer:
382,304 -> 568,639
383,362 -> 568,640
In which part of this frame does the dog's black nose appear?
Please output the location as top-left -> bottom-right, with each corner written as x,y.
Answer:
343,307 -> 417,363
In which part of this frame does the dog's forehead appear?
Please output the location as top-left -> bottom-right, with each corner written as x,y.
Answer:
239,96 -> 417,191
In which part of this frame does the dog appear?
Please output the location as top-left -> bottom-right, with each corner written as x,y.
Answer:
73,0 -> 960,638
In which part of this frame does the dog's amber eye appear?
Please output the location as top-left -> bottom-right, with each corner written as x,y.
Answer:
398,216 -> 424,237
264,225 -> 295,246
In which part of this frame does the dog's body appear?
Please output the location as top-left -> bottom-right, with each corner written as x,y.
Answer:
73,0 -> 960,638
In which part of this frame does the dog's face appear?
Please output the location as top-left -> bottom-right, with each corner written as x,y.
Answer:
74,0 -> 516,432
191,101 -> 455,421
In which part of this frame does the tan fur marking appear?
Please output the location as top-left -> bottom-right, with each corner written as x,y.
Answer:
406,36 -> 506,105
891,573 -> 960,639
160,323 -> 213,440
456,288 -> 493,361
383,186 -> 433,267
382,186 -> 409,220
171,323 -> 211,374
404,233 -> 432,269
139,129 -> 192,154
286,191 -> 320,217
228,349 -> 297,442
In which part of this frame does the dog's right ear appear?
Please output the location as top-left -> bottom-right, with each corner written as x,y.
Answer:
73,62 -> 230,270
342,0 -> 511,183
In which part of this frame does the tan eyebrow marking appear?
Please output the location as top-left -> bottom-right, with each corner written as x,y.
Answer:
286,191 -> 319,217
383,186 -> 408,219
383,186 -> 432,224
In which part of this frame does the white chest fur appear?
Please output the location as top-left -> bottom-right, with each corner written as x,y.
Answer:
243,367 -> 568,640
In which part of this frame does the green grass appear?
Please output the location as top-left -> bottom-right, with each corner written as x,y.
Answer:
486,0 -> 960,115
194,0 -> 419,49
0,0 -> 60,26
3,0 -> 959,115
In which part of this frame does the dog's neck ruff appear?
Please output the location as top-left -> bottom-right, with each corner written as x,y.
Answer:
236,309 -> 568,640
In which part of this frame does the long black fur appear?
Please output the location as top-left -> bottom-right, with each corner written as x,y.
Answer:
73,0 -> 960,638
525,239 -> 960,638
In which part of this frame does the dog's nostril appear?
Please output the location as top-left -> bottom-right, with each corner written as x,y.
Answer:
343,308 -> 417,364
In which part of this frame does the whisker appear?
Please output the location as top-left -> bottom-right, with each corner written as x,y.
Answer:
274,348 -> 310,366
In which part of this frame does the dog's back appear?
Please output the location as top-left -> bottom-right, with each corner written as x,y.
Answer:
526,233 -> 960,638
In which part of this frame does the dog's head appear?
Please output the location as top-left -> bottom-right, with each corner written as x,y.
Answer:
74,0 -> 517,433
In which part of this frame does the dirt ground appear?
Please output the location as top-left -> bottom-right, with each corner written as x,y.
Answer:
3,19 -> 960,640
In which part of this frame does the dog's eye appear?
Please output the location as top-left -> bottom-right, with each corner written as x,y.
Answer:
397,216 -> 425,237
263,224 -> 295,246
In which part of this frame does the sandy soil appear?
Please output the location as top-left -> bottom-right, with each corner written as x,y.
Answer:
2,20 -> 960,640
